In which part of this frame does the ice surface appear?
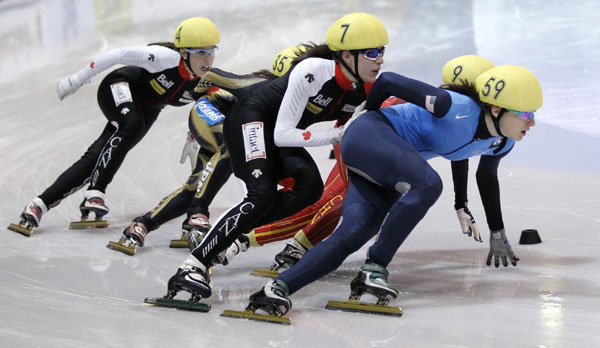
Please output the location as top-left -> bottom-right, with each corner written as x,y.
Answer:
1,1 -> 598,347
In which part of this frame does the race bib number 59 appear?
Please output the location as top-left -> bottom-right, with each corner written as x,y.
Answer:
242,122 -> 267,162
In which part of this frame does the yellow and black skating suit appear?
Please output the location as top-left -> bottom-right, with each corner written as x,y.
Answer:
134,68 -> 272,231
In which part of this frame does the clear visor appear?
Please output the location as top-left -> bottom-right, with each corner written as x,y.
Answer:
185,46 -> 218,58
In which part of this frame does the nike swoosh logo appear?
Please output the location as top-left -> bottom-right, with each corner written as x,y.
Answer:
455,114 -> 469,119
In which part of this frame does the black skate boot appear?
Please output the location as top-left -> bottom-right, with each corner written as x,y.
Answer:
8,198 -> 47,237
167,264 -> 212,299
106,221 -> 148,256
144,264 -> 212,312
215,234 -> 250,266
326,262 -> 402,316
221,279 -> 292,325
252,239 -> 307,278
70,190 -> 109,229
170,213 -> 211,249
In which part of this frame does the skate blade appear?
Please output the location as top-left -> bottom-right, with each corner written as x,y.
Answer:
143,297 -> 211,312
169,238 -> 189,248
106,241 -> 136,256
7,223 -> 33,237
326,300 -> 403,317
221,309 -> 291,325
250,268 -> 280,278
69,220 -> 109,230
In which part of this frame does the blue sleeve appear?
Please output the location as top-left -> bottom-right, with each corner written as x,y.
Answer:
366,72 -> 452,118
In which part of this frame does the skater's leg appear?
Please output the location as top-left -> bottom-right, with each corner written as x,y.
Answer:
278,173 -> 393,295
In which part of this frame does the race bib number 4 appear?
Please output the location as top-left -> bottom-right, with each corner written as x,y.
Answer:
242,122 -> 267,161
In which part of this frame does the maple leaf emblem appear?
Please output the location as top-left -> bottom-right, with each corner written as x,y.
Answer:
90,61 -> 95,69
302,131 -> 312,140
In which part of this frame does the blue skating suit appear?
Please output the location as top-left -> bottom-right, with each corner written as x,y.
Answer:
278,83 -> 512,295
382,91 -> 513,161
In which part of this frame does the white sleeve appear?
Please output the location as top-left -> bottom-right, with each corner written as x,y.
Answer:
74,45 -> 181,83
274,58 -> 341,147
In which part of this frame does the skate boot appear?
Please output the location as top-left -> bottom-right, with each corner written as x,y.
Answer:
252,239 -> 307,278
69,190 -> 109,229
326,262 -> 402,316
106,221 -> 148,256
221,279 -> 292,325
216,234 -> 249,266
170,213 -> 211,249
350,262 -> 399,302
143,263 -> 212,312
8,198 -> 48,237
167,263 -> 212,299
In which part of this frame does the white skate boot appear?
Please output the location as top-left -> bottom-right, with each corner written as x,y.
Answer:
8,198 -> 48,236
107,221 -> 148,256
251,238 -> 308,278
216,234 -> 250,266
70,190 -> 109,229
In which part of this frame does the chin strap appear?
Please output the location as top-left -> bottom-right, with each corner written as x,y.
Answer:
492,108 -> 508,137
336,51 -> 363,85
181,51 -> 196,78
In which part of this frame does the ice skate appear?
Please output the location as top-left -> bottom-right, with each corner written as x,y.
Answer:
144,264 -> 212,312
106,221 -> 148,256
170,213 -> 211,248
221,279 -> 291,325
69,190 -> 109,229
252,239 -> 307,278
326,262 -> 403,317
7,198 -> 47,237
215,234 -> 249,266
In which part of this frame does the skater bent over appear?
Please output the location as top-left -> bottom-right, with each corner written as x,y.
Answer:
10,18 -> 220,235
165,13 -> 390,304
246,62 -> 543,317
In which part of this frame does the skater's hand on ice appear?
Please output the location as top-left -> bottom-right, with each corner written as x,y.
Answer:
180,131 -> 200,170
456,207 -> 482,242
56,73 -> 88,100
486,229 -> 519,268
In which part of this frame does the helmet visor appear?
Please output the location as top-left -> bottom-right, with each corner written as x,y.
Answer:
507,108 -> 535,121
360,46 -> 385,61
185,46 -> 218,58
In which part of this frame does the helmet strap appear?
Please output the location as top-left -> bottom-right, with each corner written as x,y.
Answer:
491,108 -> 507,137
336,51 -> 363,85
181,51 -> 196,78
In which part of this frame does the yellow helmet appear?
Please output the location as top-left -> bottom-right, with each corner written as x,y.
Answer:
475,65 -> 543,112
272,45 -> 307,77
326,13 -> 389,51
174,17 -> 220,48
442,55 -> 495,85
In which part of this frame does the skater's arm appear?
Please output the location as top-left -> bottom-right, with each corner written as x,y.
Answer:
57,45 -> 181,100
77,45 -> 181,82
274,59 -> 343,147
365,72 -> 452,117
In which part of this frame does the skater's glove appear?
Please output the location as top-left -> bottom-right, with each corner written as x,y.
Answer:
456,207 -> 482,242
329,101 -> 367,144
56,73 -> 89,100
180,131 -> 200,170
486,228 -> 520,268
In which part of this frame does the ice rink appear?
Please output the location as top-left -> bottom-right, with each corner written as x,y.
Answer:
1,1 -> 599,347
